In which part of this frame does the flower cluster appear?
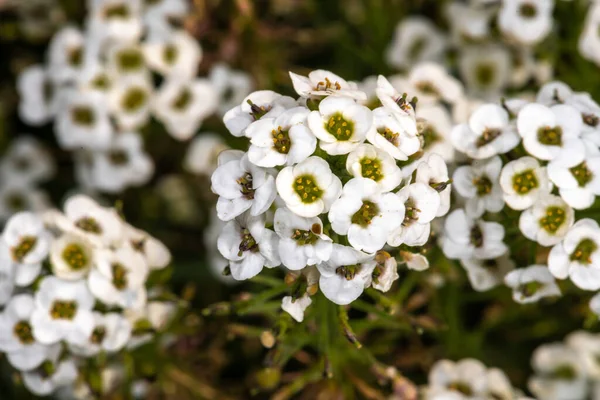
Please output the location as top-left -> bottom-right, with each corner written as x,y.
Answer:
0,194 -> 177,397
212,69 -> 451,317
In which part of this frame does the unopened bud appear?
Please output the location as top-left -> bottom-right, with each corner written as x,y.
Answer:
260,331 -> 276,349
255,367 -> 281,390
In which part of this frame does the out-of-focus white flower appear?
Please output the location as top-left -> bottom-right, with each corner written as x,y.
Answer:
499,156 -> 552,210
69,312 -> 132,356
416,154 -> 451,217
498,0 -> 553,46
17,65 -> 59,126
416,104 -> 455,163
290,69 -> 366,101
579,2 -> 600,67
143,30 -> 201,78
87,0 -> 143,44
458,45 -> 511,99
184,134 -> 229,175
566,331 -> 600,380
21,345 -> 78,396
504,265 -> 561,304
106,42 -> 148,78
425,359 -> 489,399
519,195 -> 574,246
442,209 -> 507,260
453,155 -> 504,218
461,254 -> 515,292
0,137 -> 55,185
47,26 -> 85,84
446,2 -> 493,42
395,63 -> 464,106
367,106 -> 420,161
122,223 -> 171,270
385,17 -> 446,70
209,63 -> 254,116
109,75 -> 154,131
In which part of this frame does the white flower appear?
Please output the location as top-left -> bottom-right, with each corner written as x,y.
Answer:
316,244 -> 375,305
375,75 -> 417,119
30,276 -> 95,345
566,93 -> 600,146
367,106 -> 420,161
106,42 -> 148,78
504,265 -> 561,304
399,62 -> 464,106
426,359 -> 488,399
566,331 -> 600,380
453,156 -> 505,218
47,26 -> 85,84
329,178 -> 404,253
68,312 -> 132,356
442,209 -> 507,260
0,294 -> 54,371
246,107 -> 316,167
55,89 -> 113,150
0,137 -> 55,185
209,63 -> 254,116
144,0 -> 189,39
498,0 -> 553,45
143,30 -> 201,78
223,90 -> 297,137
88,0 -> 143,44
17,65 -> 59,125
89,132 -> 154,193
458,45 -> 511,99
371,251 -> 398,292
281,295 -> 312,323
415,154 -> 451,217
122,223 -> 171,270
451,104 -> 520,159
460,254 -> 515,292
21,345 -> 78,396
152,77 -> 218,140
519,195 -> 574,246
415,103 -> 455,163
289,69 -> 366,101
517,103 -> 584,161
528,342 -> 588,400
276,156 -> 342,218
548,218 -> 600,291
3,211 -> 50,266
273,208 -> 332,271
109,75 -> 154,131
446,2 -> 493,42
400,251 -> 430,271
387,183 -> 440,247
0,246 -> 15,305
88,247 -> 148,309
307,96 -> 373,155
217,212 -> 280,280
49,233 -> 95,280
499,156 -> 552,210
579,2 -> 600,67
536,80 -> 574,106
0,180 -> 50,222
184,133 -> 229,175
346,143 -> 402,192
385,17 -> 446,70
211,153 -> 277,221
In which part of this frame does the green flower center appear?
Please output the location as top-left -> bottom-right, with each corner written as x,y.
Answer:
71,106 -> 95,126
475,63 -> 495,87
171,88 -> 193,110
519,3 -> 537,18
537,126 -> 563,146
90,326 -> 107,344
104,4 -> 129,19
237,173 -> 255,200
272,127 -> 291,154
62,243 -> 88,270
117,48 -> 144,72
414,81 -> 439,96
408,37 -> 426,59
448,381 -> 473,396
43,80 -> 54,103
552,365 -> 576,380
351,201 -> 380,227
163,44 -> 178,64
518,281 -> 544,297
539,206 -> 566,234
570,238 -> 597,265
336,264 -> 361,281
75,217 -> 102,234
476,128 -> 502,147
291,225 -> 320,246
238,228 -> 259,256
6,192 -> 25,211
403,198 -> 420,226
13,321 -> 35,345
68,47 -> 83,67
121,87 -> 148,111
111,262 -> 129,290
583,113 -> 599,127
39,360 -> 56,379
377,127 -> 399,146
91,73 -> 110,90
473,175 -> 493,196
50,300 -> 78,320
470,225 -> 483,248
109,150 -> 129,165
325,113 -> 354,141
569,162 -> 594,187
482,259 -> 499,270
11,236 -> 37,262
293,175 -> 323,203
359,157 -> 383,182
512,169 -> 538,194
420,123 -> 441,150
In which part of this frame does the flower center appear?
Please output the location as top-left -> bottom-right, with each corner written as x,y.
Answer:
68,46 -> 83,67
419,122 -> 441,150
476,128 -> 502,147
539,206 -> 566,234
62,243 -> 89,270
117,48 -> 144,72
91,73 -> 110,90
247,100 -> 272,120
111,262 -> 129,290
5,192 -> 26,211
171,88 -> 193,110
518,280 -> 544,297
351,201 -> 380,227
325,113 -> 354,141
315,77 -> 341,91
408,36 -> 427,59
482,259 -> 499,270
359,157 -> 383,182
109,149 -> 129,165
475,63 -> 495,87
448,381 -> 473,396
13,321 -> 35,345
75,217 -> 103,234
336,264 -> 360,281
237,173 -> 255,200
238,228 -> 259,256
104,3 -> 129,18
163,44 -> 178,64
470,225 -> 483,248
473,175 -> 493,196
11,236 -> 37,262
583,113 -> 599,127
519,3 -> 537,18
271,127 -> 291,154
403,198 -> 420,226
414,81 -> 439,96
291,224 -> 321,246
377,127 -> 399,146
569,161 -> 594,187
71,106 -> 95,126
90,326 -> 107,344
39,360 -> 57,379
50,300 -> 78,320
551,365 -> 576,380
570,238 -> 597,265
537,126 -> 563,146
121,87 -> 148,111
512,169 -> 538,194
293,175 -> 323,203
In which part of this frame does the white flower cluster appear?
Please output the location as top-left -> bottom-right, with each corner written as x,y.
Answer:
212,69 -> 452,316
0,194 -> 176,397
17,0 -> 252,193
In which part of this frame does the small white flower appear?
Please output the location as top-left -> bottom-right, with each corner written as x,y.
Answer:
49,233 -> 95,281
385,17 -> 446,70
548,218 -> 600,291
209,63 -> 254,116
246,107 -> 316,167
579,2 -> 600,67
276,156 -> 342,218
21,345 -> 78,396
346,143 -> 402,192
273,207 -> 332,271
446,2 -> 494,42
217,212 -> 280,280
281,295 -> 312,323
442,209 -> 507,260
536,80 -> 574,106
504,265 -> 561,304
498,0 -> 553,45
106,42 -> 148,78
68,312 -> 132,356
329,178 -> 404,253
88,0 -> 143,44
400,251 -> 430,271
211,153 -> 277,221
517,103 -> 584,161
143,30 -> 201,78
415,154 -> 451,217
30,276 -> 95,345
371,251 -> 399,292
144,0 -> 189,39
184,134 -> 229,176
0,137 -> 55,185
460,254 -> 515,292
375,75 -> 417,119
458,45 -> 511,99
122,223 -> 171,270
453,156 -> 504,218
17,65 -> 59,126
451,104 -> 520,160
499,156 -> 552,210
47,26 -> 85,84
0,180 -> 50,222
307,96 -> 373,155
88,247 -> 149,309
152,77 -> 218,141
223,90 -> 297,137
565,93 -> 600,146
387,183 -> 440,247
415,103 -> 455,163
399,62 -> 464,106
519,195 -> 574,246
3,211 -> 50,266
426,358 -> 488,399
367,106 -> 420,161
317,244 -> 375,305
566,331 -> 600,380
109,75 -> 154,131
289,69 -> 366,101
